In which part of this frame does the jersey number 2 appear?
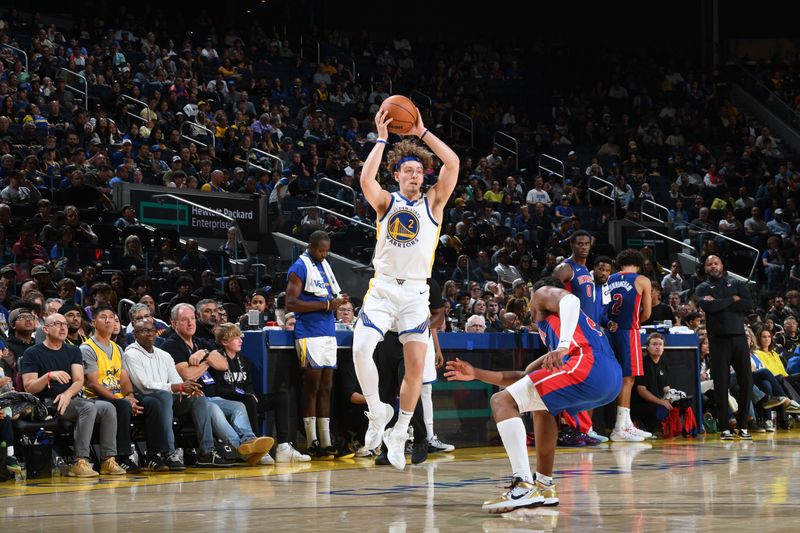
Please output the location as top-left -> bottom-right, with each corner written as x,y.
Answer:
610,293 -> 623,316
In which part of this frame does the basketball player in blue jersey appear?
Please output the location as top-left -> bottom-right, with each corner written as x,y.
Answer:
606,249 -> 652,441
554,230 -> 596,319
353,107 -> 459,470
445,277 -> 621,513
553,230 -> 603,442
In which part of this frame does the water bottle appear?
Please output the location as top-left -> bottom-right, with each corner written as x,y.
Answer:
52,454 -> 67,478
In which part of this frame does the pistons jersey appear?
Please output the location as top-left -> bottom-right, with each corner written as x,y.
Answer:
373,191 -> 440,281
562,257 -> 597,321
606,272 -> 642,330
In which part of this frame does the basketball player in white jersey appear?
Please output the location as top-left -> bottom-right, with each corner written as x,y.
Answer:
353,108 -> 459,470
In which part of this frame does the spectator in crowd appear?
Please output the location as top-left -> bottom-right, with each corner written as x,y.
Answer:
631,333 -> 675,433
114,205 -> 140,230
80,305 -> 141,473
124,317 -> 224,470
465,314 -> 487,333
661,260 -> 688,298
161,303 -> 270,465
21,313 -> 121,477
209,322 -> 285,464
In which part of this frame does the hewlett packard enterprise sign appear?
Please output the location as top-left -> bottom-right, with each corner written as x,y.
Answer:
118,184 -> 261,241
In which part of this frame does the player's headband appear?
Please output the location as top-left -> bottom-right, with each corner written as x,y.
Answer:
394,156 -> 423,170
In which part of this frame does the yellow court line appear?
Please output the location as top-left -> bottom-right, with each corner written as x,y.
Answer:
2,430 -> 798,497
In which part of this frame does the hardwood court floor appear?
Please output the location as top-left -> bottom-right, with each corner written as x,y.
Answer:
2,431 -> 800,532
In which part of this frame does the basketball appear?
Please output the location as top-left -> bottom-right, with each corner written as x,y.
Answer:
379,94 -> 418,135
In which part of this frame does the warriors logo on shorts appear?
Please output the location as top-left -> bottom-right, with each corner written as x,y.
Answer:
387,209 -> 420,247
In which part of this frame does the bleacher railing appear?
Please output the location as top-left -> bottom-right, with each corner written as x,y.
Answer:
58,68 -> 88,111
247,147 -> 284,175
641,200 -> 758,282
450,111 -> 474,149
316,176 -> 359,213
587,175 -> 617,218
180,120 -> 214,149
121,94 -> 149,124
495,132 -> 519,171
538,154 -> 564,180
0,43 -> 27,73
730,63 -> 800,131
297,206 -> 376,233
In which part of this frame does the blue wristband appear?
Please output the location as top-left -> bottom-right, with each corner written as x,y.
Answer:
376,139 -> 388,144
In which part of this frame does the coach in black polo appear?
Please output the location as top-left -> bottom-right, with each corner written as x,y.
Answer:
695,255 -> 753,440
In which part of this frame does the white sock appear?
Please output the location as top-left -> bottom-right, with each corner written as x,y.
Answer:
7,445 -> 14,457
364,393 -> 382,414
303,417 -> 317,447
318,417 -> 331,448
421,383 -> 434,439
615,406 -> 629,431
496,418 -> 532,483
393,409 -> 414,437
536,472 -> 554,486
625,408 -> 634,429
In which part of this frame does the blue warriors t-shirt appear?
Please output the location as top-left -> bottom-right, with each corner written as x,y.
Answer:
287,257 -> 335,339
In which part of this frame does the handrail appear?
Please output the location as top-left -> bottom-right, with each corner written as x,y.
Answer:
316,177 -> 356,210
494,132 -> 519,171
121,94 -> 148,124
151,194 -> 250,260
732,63 -> 800,128
1,43 -> 27,73
450,111 -> 474,149
58,68 -> 88,111
538,154 -> 565,180
297,205 -> 376,232
180,120 -> 214,149
248,147 -> 283,174
587,175 -> 616,200
410,90 -> 432,110
687,221 -> 759,281
626,219 -> 698,260
641,199 -> 671,224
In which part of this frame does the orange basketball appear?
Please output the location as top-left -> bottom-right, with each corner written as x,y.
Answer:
379,94 -> 418,135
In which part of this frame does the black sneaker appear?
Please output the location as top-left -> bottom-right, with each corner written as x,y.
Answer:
411,441 -> 428,465
335,442 -> 355,460
163,451 -> 186,471
196,450 -> 234,467
374,449 -> 390,465
719,430 -> 734,440
736,429 -> 753,440
145,454 -> 170,473
118,457 -> 143,474
307,440 -> 334,459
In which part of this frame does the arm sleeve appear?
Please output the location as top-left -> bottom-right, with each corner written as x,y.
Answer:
557,294 -> 581,350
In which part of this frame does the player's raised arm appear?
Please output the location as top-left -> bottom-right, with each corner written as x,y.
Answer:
360,110 -> 393,218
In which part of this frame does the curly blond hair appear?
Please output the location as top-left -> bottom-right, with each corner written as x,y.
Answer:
385,139 -> 434,171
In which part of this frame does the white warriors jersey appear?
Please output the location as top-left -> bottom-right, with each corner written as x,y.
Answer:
373,191 -> 440,281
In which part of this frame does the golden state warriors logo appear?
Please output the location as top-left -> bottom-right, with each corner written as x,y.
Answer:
387,209 -> 420,248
